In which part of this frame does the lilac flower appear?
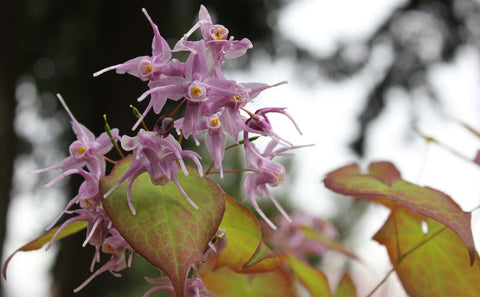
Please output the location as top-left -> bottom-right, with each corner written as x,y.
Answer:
203,113 -> 227,178
243,140 -> 289,230
74,229 -> 131,293
203,228 -> 227,261
32,94 -> 119,177
93,9 -> 184,81
203,81 -> 287,142
172,40 -> 241,144
103,130 -> 203,214
134,76 -> 187,130
243,138 -> 313,230
143,277 -> 214,297
245,107 -> 301,145
175,5 -> 253,75
267,210 -> 339,260
42,168 -> 100,231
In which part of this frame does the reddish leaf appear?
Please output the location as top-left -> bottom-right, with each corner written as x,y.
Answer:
367,161 -> 402,186
474,150 -> 480,166
100,156 -> 225,297
3,220 -> 87,280
324,161 -> 475,264
374,205 -> 480,297
279,253 -> 331,297
333,272 -> 356,297
200,260 -> 294,297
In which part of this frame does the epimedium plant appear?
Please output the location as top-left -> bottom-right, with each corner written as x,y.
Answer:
3,5 -> 480,297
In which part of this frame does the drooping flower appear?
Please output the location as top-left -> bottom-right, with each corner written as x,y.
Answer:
203,112 -> 227,178
32,94 -> 119,177
243,140 -> 289,230
103,130 -> 203,214
43,168 -> 100,231
245,106 -> 301,146
93,9 -> 184,81
74,229 -> 131,293
143,277 -> 214,297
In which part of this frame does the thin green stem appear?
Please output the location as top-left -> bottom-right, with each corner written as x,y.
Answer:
129,105 -> 149,131
366,263 -> 400,297
103,114 -> 125,159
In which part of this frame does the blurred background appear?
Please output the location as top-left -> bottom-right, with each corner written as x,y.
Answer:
1,0 -> 480,296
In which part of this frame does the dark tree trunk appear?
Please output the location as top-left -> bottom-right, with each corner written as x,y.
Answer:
0,1 -> 23,295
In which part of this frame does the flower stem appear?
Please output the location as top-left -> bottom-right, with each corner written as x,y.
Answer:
170,98 -> 187,117
103,114 -> 125,159
129,105 -> 149,131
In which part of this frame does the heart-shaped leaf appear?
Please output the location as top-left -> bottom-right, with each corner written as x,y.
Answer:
100,156 -> 225,297
278,253 -> 331,297
374,205 -> 480,296
333,272 -> 356,297
200,260 -> 294,297
3,220 -> 87,280
324,161 -> 475,264
216,194 -> 277,272
240,242 -> 278,273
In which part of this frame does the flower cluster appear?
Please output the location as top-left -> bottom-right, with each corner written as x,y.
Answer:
32,94 -> 132,292
34,5 -> 303,296
95,5 -> 302,229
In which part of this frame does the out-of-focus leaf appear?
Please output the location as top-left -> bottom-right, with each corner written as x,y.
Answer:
301,226 -> 356,259
279,253 -> 331,297
200,260 -> 294,297
100,156 -> 225,297
216,194 -> 276,272
324,161 -> 475,264
333,272 -> 356,297
374,205 -> 480,297
474,151 -> 480,166
2,220 -> 87,280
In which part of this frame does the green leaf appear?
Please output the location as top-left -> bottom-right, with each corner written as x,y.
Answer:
200,260 -> 294,297
279,253 -> 331,297
241,242 -> 278,273
216,194 -> 277,272
2,220 -> 87,280
324,161 -> 475,264
373,205 -> 480,297
100,156 -> 225,297
333,272 -> 356,297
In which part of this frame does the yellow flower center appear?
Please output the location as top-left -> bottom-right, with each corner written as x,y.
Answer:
76,146 -> 86,155
211,118 -> 219,127
234,95 -> 244,102
144,64 -> 153,74
214,28 -> 223,40
192,87 -> 202,96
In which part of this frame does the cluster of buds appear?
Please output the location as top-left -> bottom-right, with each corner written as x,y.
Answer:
34,5 -> 304,295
